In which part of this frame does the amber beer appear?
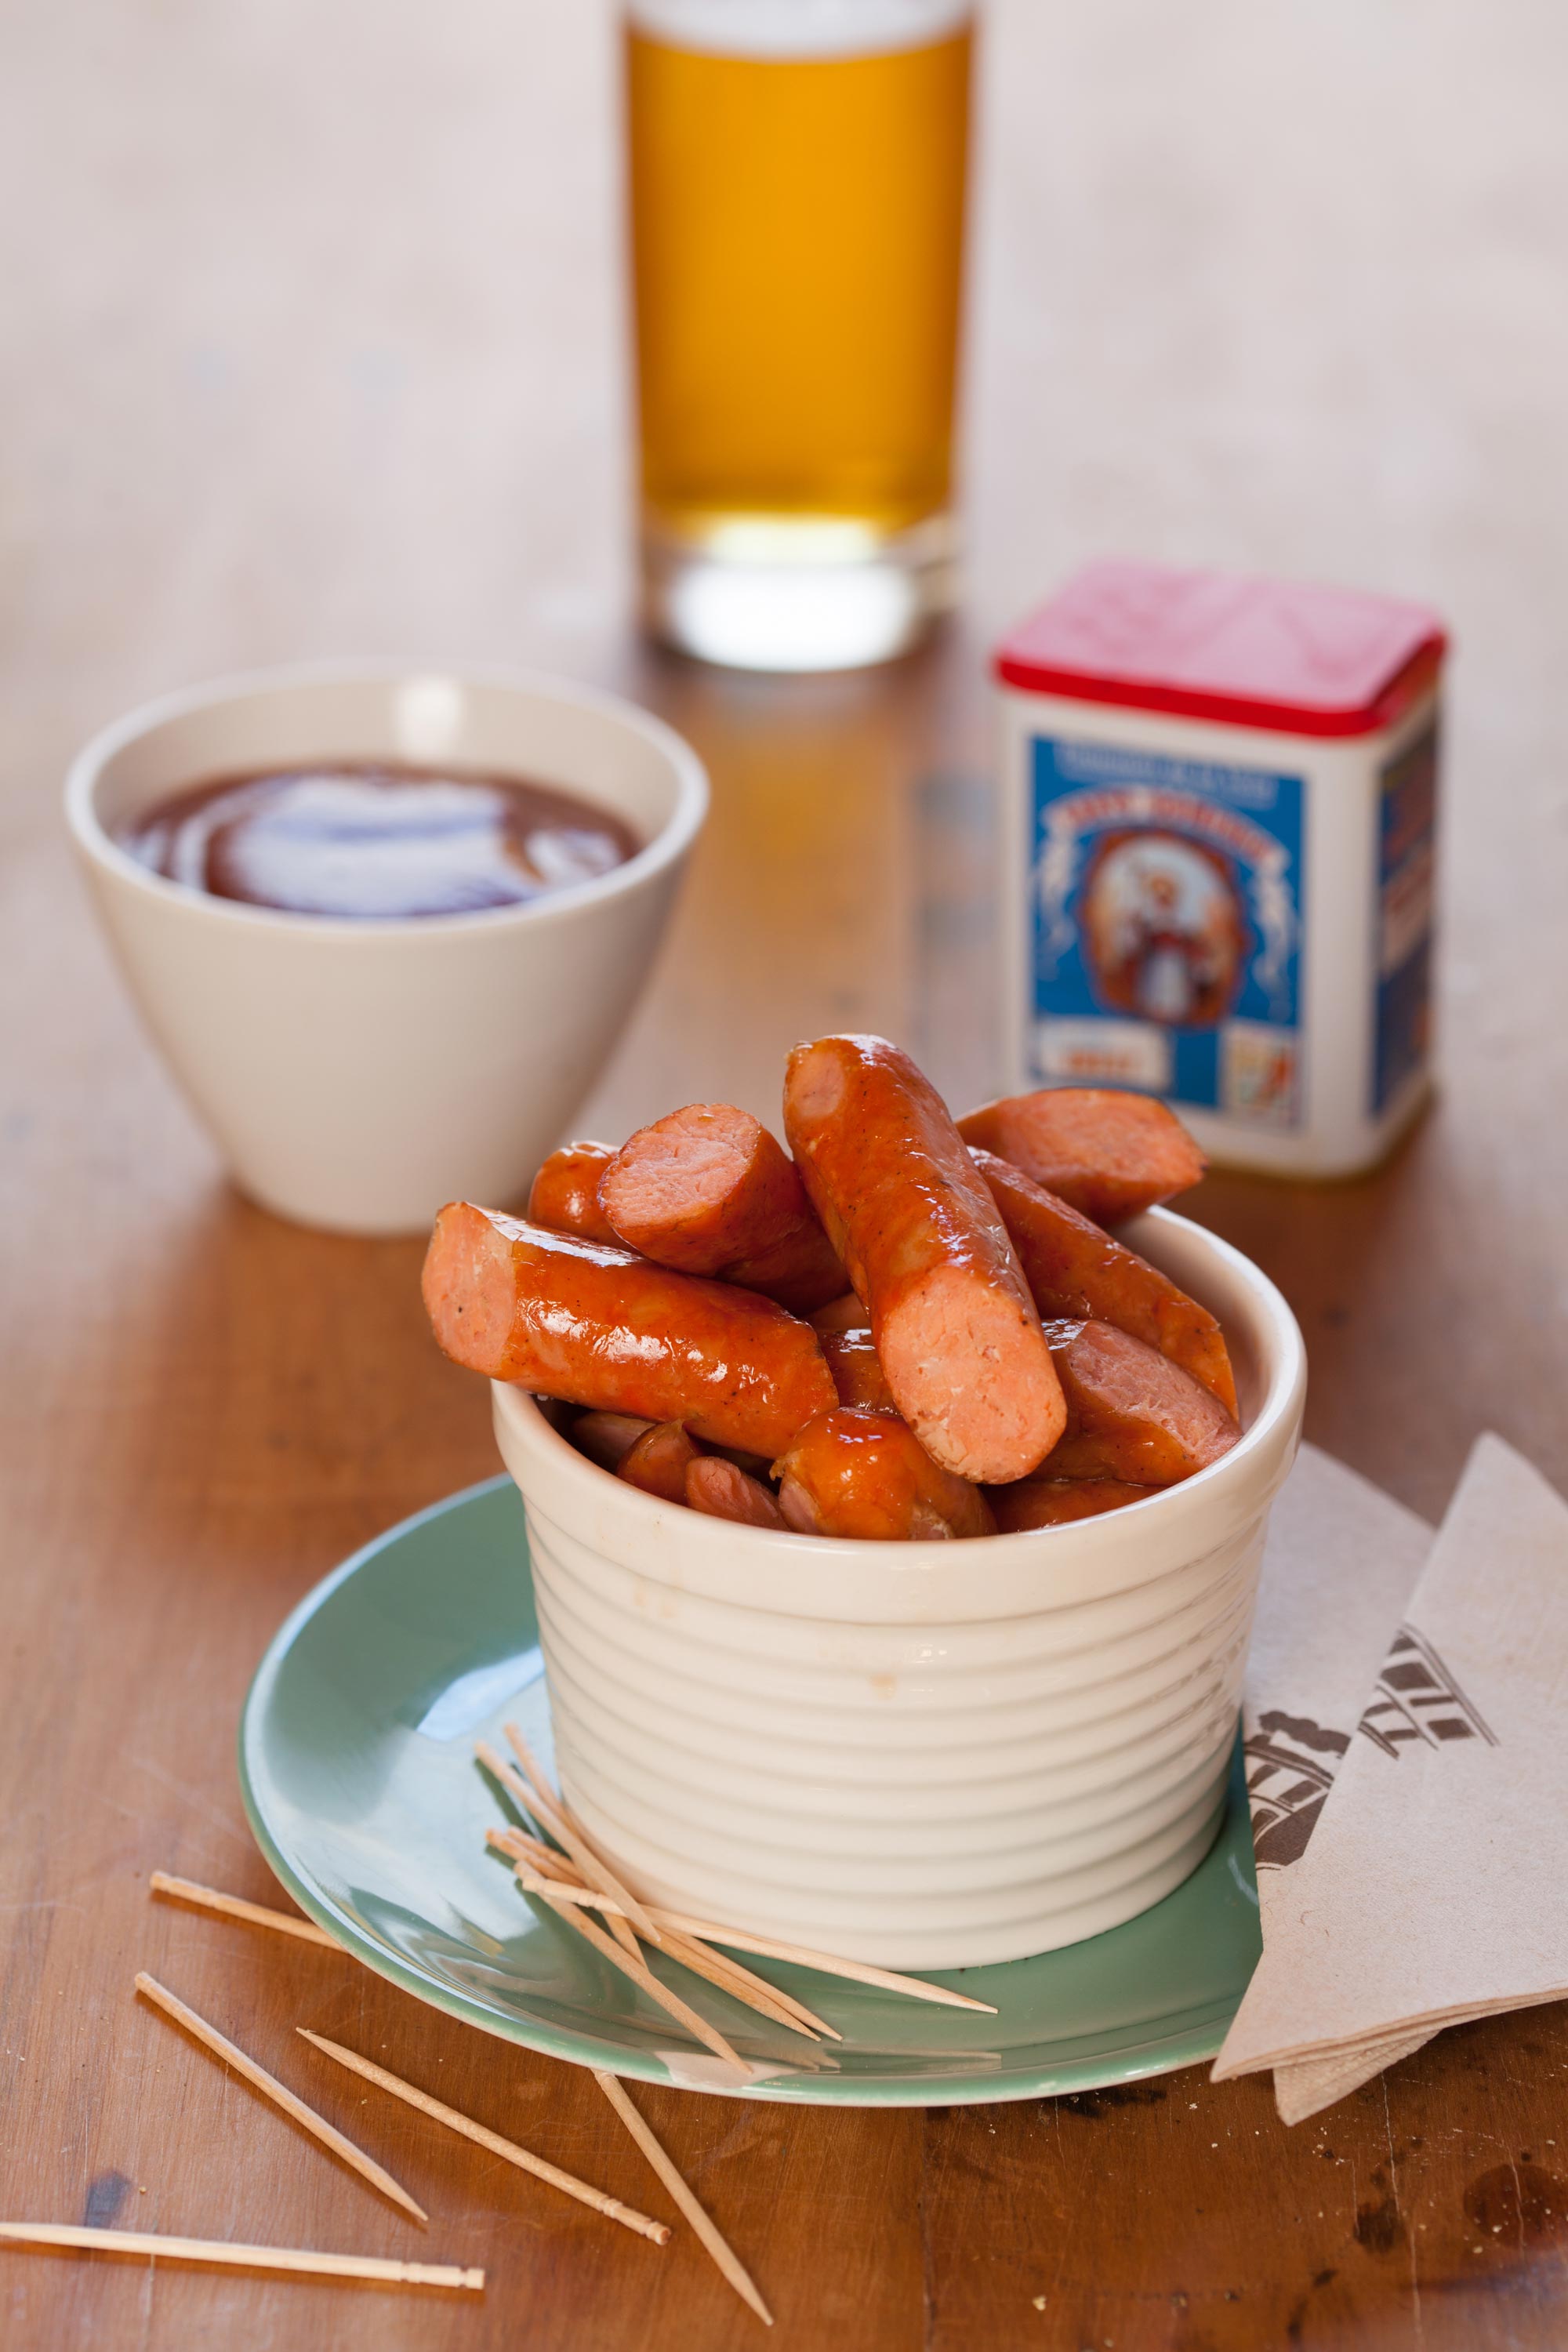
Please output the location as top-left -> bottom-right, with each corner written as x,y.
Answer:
626,0 -> 974,670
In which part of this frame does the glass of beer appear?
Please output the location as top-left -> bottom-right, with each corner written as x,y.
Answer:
626,0 -> 975,672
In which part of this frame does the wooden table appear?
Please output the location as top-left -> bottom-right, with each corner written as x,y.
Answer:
5,4 -> 1568,2345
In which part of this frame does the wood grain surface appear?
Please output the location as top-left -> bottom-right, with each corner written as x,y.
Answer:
4,4 -> 1568,2347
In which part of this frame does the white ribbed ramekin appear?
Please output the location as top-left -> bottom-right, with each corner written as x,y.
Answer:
491,1208 -> 1305,1969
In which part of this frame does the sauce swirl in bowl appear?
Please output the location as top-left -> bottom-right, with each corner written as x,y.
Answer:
118,763 -> 639,920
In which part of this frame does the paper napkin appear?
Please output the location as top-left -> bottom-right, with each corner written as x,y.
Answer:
1240,1443 -> 1434,1880
1216,1434 -> 1568,2120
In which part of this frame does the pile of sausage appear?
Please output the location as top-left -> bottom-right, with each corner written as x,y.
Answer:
422,1035 -> 1240,1543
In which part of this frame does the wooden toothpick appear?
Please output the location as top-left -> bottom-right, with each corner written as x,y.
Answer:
502,1886 -> 997,2012
693,1954 -> 840,2045
528,1882 -> 747,2071
149,1871 -> 340,1951
486,1825 -> 579,1879
299,2032 -> 669,2247
593,2071 -> 772,2327
511,1874 -> 833,2044
650,1912 -> 995,2012
503,1726 -> 666,1952
653,1926 -> 826,2042
475,1738 -> 645,1958
133,1973 -> 426,2223
0,2222 -> 480,2290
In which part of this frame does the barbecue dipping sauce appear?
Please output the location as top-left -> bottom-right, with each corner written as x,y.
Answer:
118,763 -> 641,918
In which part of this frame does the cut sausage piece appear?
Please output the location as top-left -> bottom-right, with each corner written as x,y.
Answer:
707,1444 -> 776,1483
528,1141 -> 619,1244
820,1328 -> 895,1411
957,1090 -> 1206,1224
616,1421 -> 699,1504
774,1406 -> 997,1542
987,1476 -> 1156,1532
783,1035 -> 1065,1483
570,1410 -> 653,1471
599,1103 -> 845,1315
1038,1317 -> 1240,1486
423,1204 -> 837,1457
974,1149 -> 1237,1414
685,1454 -> 789,1530
704,1444 -> 776,1484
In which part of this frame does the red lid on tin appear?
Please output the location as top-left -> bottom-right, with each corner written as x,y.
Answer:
995,561 -> 1446,738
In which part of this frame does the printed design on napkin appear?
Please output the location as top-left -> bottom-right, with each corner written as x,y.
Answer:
1243,1711 -> 1352,1870
1358,1625 -> 1498,1758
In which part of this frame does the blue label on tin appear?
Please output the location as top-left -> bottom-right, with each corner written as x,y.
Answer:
1025,736 -> 1306,1128
1371,722 -> 1437,1113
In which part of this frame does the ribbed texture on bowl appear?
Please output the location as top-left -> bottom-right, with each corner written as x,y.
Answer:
492,1209 -> 1305,1969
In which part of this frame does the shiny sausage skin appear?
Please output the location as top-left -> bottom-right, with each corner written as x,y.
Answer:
598,1103 -> 845,1315
987,1476 -> 1156,1532
783,1035 -> 1065,1483
570,1410 -> 653,1470
820,1327 -> 895,1410
956,1091 -> 1206,1224
685,1454 -> 789,1530
808,1291 -> 872,1335
528,1142 -> 619,1244
1038,1318 -> 1240,1485
616,1420 -> 699,1504
974,1149 -> 1237,1414
774,1406 -> 997,1541
423,1203 -> 837,1456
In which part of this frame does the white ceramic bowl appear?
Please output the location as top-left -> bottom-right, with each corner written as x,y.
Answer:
65,663 -> 708,1234
492,1208 -> 1306,1969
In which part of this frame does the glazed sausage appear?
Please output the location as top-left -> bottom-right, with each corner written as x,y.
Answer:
616,1420 -> 699,1504
570,1410 -> 653,1470
528,1141 -> 619,1244
773,1406 -> 996,1541
808,1291 -> 871,1336
986,1476 -> 1156,1532
783,1036 -> 1065,1483
1038,1318 -> 1240,1485
423,1204 -> 837,1456
684,1454 -> 789,1530
956,1090 -> 1206,1224
598,1103 -> 846,1316
974,1149 -> 1238,1414
820,1327 -> 896,1411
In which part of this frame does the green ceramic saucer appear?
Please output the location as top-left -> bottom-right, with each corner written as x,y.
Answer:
239,1476 -> 1261,2106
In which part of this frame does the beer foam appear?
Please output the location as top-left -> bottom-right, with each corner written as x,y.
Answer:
626,0 -> 971,59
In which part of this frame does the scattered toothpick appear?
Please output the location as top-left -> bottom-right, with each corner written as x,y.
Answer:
654,1924 -> 838,2043
299,2032 -> 669,2246
0,2222 -> 480,2290
148,1871 -> 340,1951
593,2071 -> 772,2325
508,1872 -> 834,2044
506,1725 -> 667,1952
484,1737 -> 995,2081
530,1882 -> 748,2071
644,1910 -> 996,2013
134,1973 -> 426,2223
504,1881 -> 997,2013
475,1737 -> 645,1959
487,1824 -> 581,1881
